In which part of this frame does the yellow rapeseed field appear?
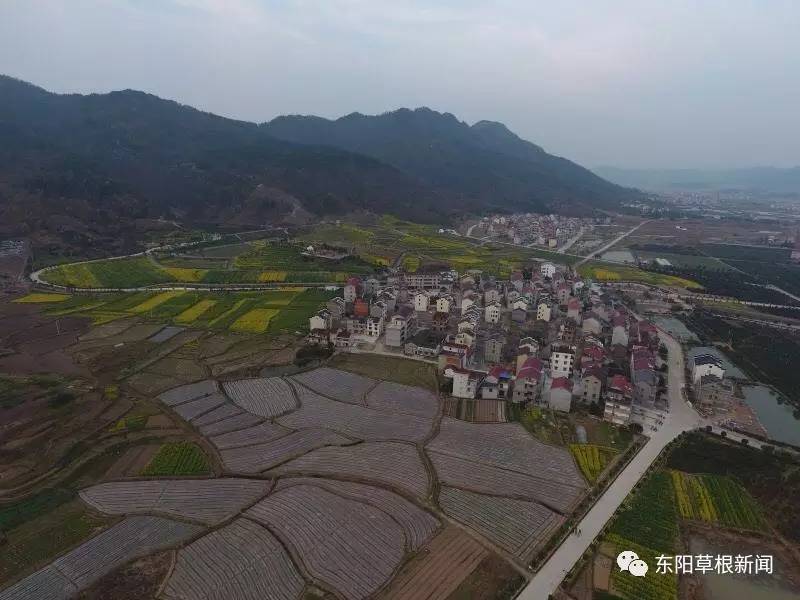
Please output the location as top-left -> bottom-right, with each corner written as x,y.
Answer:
258,271 -> 288,282
130,291 -> 184,313
13,293 -> 71,303
175,299 -> 216,323
163,267 -> 208,282
229,308 -> 279,333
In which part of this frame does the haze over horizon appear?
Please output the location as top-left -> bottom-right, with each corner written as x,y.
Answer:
2,0 -> 798,170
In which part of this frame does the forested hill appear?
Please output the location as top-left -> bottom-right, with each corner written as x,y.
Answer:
0,75 -> 639,257
263,108 -> 641,213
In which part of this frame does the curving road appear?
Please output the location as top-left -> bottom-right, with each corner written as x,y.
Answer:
518,324 -> 699,599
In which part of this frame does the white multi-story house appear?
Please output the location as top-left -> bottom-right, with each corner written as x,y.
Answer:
691,354 -> 725,383
536,302 -> 552,322
484,302 -> 501,324
308,309 -> 330,331
450,368 -> 484,399
455,328 -> 475,348
436,295 -> 452,314
414,292 -> 430,312
384,307 -> 416,348
550,344 -> 576,378
540,262 -> 556,278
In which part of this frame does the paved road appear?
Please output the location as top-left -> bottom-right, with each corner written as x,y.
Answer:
557,227 -> 585,254
575,221 -> 649,267
518,326 -> 699,599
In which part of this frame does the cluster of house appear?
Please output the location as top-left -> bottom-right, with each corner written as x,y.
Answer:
477,213 -> 594,248
307,261 -> 670,427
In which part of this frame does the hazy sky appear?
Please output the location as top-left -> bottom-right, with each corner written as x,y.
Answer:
1,0 -> 798,169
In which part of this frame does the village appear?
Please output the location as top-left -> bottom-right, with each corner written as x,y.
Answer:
305,261 -> 737,433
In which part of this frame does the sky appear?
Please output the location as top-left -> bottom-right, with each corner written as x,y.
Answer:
1,0 -> 799,169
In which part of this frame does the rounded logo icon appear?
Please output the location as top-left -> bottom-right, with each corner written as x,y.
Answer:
616,550 -> 639,571
629,559 -> 649,577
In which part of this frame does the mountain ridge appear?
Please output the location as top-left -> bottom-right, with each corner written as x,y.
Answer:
0,75 -> 640,259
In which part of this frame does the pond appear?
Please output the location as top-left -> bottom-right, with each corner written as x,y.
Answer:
689,534 -> 800,600
652,317 -> 699,343
600,249 -> 636,263
687,346 -> 747,379
741,384 -> 800,446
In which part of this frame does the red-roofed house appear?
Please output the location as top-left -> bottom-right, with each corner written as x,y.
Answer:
512,357 -> 543,403
480,365 -> 514,400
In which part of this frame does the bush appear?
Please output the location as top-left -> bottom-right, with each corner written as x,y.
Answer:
48,391 -> 75,408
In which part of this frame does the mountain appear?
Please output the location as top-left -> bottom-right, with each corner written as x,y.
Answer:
0,75 -> 639,258
595,166 -> 800,194
263,108 -> 640,214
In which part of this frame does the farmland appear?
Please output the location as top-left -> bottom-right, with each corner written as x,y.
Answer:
39,239 -> 379,288
603,471 -> 679,600
577,261 -> 700,288
670,470 -> 765,531
299,216 -> 577,276
39,287 -> 335,337
569,444 -> 618,483
586,432 -> 796,600
1,348 -> 602,600
139,441 -> 212,476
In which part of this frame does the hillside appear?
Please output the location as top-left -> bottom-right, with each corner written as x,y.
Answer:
0,76 -> 639,259
263,108 -> 641,214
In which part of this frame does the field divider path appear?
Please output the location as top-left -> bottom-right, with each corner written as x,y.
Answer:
418,391 -> 445,504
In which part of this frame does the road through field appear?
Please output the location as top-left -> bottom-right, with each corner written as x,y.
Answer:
518,326 -> 699,599
575,220 -> 649,267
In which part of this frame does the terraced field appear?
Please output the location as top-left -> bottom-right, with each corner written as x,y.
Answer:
366,382 -> 439,418
280,387 -> 432,442
429,452 -> 582,513
223,378 -> 297,417
1,360 -> 599,600
0,516 -> 202,600
292,367 -> 377,404
438,487 -> 563,561
79,479 -> 270,525
209,422 -> 291,450
270,442 -> 430,498
276,478 -> 439,550
428,418 -> 585,490
382,526 -> 488,600
247,485 -> 406,600
219,428 -> 352,473
163,518 -> 305,600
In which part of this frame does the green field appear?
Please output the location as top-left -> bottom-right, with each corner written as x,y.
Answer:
139,441 -> 211,476
300,216 -> 576,276
578,261 -> 700,288
43,257 -> 172,288
40,239 -> 377,288
671,470 -> 765,531
605,471 -> 679,600
44,288 -> 337,335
